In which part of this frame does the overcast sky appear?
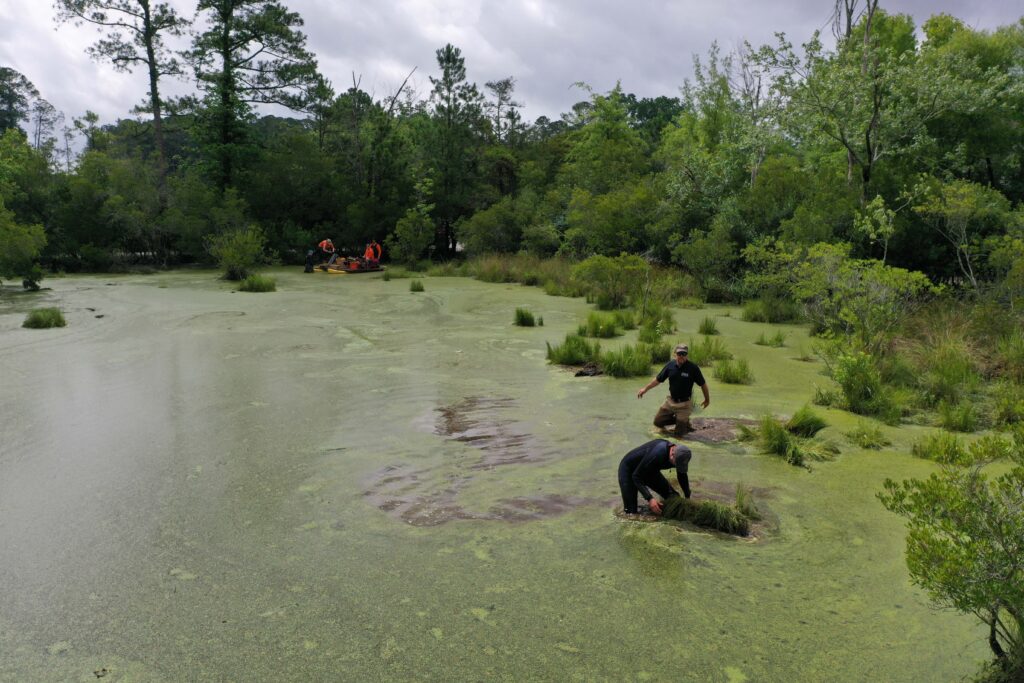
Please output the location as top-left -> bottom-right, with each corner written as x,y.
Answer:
0,0 -> 1019,127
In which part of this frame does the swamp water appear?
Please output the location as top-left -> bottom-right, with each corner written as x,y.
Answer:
0,270 -> 988,681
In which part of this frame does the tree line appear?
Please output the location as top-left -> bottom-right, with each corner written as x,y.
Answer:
0,0 -> 1021,300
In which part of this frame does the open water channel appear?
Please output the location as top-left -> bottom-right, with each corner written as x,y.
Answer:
0,269 -> 987,681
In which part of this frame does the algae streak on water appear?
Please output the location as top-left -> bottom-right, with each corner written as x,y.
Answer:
0,270 -> 987,681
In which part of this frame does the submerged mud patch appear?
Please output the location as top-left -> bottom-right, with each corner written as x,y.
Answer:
365,397 -> 579,525
680,417 -> 758,444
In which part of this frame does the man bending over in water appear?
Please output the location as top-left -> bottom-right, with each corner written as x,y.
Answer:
618,439 -> 692,515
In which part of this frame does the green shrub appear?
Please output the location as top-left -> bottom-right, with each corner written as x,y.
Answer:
688,336 -> 732,365
832,352 -> 901,424
578,311 -> 620,338
844,422 -> 891,449
698,316 -> 719,335
410,280 -> 425,292
238,274 -> 276,292
678,297 -> 705,309
638,323 -> 663,343
600,344 -> 653,377
786,406 -> 827,437
937,400 -> 979,433
993,382 -> 1024,427
426,261 -> 469,277
996,329 -> 1024,384
381,270 -> 392,281
742,296 -> 801,324
23,307 -> 66,329
661,496 -> 751,536
612,309 -> 637,330
546,334 -> 601,366
714,358 -> 754,384
918,339 -> 980,406
638,340 -> 672,364
206,225 -> 267,280
514,307 -> 536,327
813,385 -> 842,407
755,331 -> 787,347
382,266 -> 412,279
910,431 -> 966,464
637,302 -> 675,334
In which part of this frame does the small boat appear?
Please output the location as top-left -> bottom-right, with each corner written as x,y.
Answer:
314,258 -> 385,274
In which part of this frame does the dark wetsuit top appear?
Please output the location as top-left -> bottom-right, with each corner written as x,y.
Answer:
656,359 -> 705,402
617,439 -> 692,512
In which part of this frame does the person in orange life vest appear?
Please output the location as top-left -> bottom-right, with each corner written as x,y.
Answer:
318,238 -> 337,266
371,240 -> 382,261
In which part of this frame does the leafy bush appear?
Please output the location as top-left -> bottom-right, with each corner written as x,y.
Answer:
688,336 -> 732,365
546,334 -> 601,365
844,422 -> 891,449
714,358 -> 754,384
661,496 -> 751,536
578,311 -> 620,338
996,330 -> 1024,384
600,344 -> 653,377
638,340 -> 672,364
381,270 -> 391,281
514,307 -> 536,327
742,296 -> 801,324
23,307 -> 66,328
410,280 -> 425,292
938,400 -> 979,433
755,331 -> 787,347
638,323 -> 663,343
917,339 -> 980,407
206,225 -> 267,280
698,316 -> 719,335
910,431 -> 966,464
993,383 -> 1024,427
238,274 -> 276,292
637,302 -> 675,334
571,254 -> 649,310
612,309 -> 637,330
786,406 -> 827,437
831,351 -> 900,424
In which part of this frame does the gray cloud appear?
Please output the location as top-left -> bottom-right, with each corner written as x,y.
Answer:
0,0 -> 1019,128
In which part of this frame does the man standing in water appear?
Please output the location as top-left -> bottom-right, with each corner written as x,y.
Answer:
618,439 -> 692,515
636,343 -> 710,436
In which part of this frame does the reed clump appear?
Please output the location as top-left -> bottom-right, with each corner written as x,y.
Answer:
23,308 -> 66,329
688,336 -> 732,365
661,496 -> 751,536
599,344 -> 653,378
238,274 -> 276,292
514,307 -> 536,327
546,334 -> 601,366
409,280 -> 425,292
786,405 -> 827,437
698,316 -> 719,335
910,431 -> 966,464
844,422 -> 891,449
578,311 -> 620,338
714,358 -> 754,384
755,331 -> 787,347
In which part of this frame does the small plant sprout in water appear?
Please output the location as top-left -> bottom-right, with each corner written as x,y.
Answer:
514,307 -> 536,327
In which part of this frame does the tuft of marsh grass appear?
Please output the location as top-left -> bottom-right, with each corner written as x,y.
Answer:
538,316 -> 544,327
714,358 -> 754,384
813,385 -> 842,408
844,421 -> 891,449
23,308 -> 66,329
383,267 -> 412,279
688,336 -> 732,365
992,382 -> 1024,427
786,405 -> 827,437
638,340 -> 672,364
996,330 -> 1024,383
937,400 -> 979,433
752,415 -> 837,467
546,334 -> 601,366
794,344 -> 815,362
637,303 -> 675,334
578,311 -> 620,338
381,270 -> 391,281
599,344 -> 653,377
637,322 -> 662,343
742,297 -> 801,324
755,330 -> 787,347
734,485 -> 761,521
698,316 -> 719,335
612,310 -> 637,330
409,279 -> 425,292
514,307 -> 536,327
661,496 -> 751,536
911,431 -> 966,464
238,274 -> 276,292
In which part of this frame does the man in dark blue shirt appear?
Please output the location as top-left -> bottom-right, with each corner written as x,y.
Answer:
637,343 -> 710,436
617,439 -> 692,515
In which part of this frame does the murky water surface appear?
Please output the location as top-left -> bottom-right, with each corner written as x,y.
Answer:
0,270 -> 986,681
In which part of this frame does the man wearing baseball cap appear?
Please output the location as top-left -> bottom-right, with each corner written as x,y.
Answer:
636,343 -> 710,436
618,439 -> 692,515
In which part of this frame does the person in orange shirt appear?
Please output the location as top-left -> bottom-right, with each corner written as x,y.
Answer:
318,238 -> 337,266
363,243 -> 375,261
371,240 -> 382,261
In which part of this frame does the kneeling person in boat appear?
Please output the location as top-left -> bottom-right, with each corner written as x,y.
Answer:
618,439 -> 692,515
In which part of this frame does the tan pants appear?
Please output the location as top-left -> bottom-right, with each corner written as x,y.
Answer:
653,397 -> 693,436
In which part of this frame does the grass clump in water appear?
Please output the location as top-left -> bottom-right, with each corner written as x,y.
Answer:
742,297 -> 801,323
714,358 -> 754,384
578,311 -> 620,338
698,316 -> 719,335
546,334 -> 600,366
637,322 -> 663,343
786,405 -> 827,437
755,330 -> 787,347
751,415 -> 838,467
937,399 -> 980,433
993,382 -> 1024,427
910,431 -> 966,464
661,496 -> 751,536
514,307 -> 536,327
844,422 -> 891,449
23,308 -> 66,329
638,340 -> 672,364
612,310 -> 637,330
688,336 -> 732,365
238,274 -> 276,292
409,279 -> 425,292
734,485 -> 761,521
599,344 -> 652,377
